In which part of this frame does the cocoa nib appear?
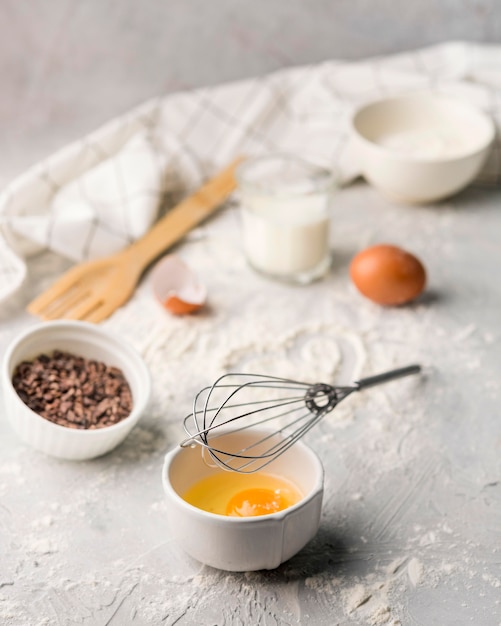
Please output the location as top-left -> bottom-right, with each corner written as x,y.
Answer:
12,350 -> 133,429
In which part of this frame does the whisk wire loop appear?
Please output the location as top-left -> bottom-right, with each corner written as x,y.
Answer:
181,365 -> 422,473
184,397 -> 308,447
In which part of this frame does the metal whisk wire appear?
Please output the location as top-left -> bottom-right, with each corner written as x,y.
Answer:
181,364 -> 421,473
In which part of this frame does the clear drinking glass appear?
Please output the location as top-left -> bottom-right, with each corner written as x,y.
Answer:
236,155 -> 336,284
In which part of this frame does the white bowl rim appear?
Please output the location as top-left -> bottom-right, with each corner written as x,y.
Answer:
3,320 -> 151,437
351,92 -> 496,163
162,434 -> 325,524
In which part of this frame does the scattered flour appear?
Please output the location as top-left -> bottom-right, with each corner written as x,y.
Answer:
344,583 -> 373,613
23,536 -> 58,555
407,558 -> 423,587
0,182 -> 499,624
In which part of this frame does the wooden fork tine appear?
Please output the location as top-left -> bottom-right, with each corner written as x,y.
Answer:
56,294 -> 106,322
27,261 -> 94,316
83,301 -> 119,324
39,287 -> 92,320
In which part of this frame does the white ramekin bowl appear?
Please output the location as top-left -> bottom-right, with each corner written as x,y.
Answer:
351,93 -> 495,204
2,320 -> 151,460
162,429 -> 324,572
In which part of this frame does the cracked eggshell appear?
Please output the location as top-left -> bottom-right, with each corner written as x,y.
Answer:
151,254 -> 207,315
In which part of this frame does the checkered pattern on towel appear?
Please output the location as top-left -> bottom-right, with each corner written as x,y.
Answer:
0,41 -> 500,301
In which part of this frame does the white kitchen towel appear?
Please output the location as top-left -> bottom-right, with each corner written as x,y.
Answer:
1,41 -> 500,301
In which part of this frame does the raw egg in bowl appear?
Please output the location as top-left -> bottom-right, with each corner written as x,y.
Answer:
162,429 -> 324,571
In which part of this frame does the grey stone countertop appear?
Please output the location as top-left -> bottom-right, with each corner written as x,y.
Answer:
0,180 -> 500,625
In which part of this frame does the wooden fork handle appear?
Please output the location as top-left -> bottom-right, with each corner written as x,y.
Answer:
125,157 -> 243,268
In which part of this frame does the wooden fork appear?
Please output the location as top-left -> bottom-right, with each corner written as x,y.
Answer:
27,158 -> 242,323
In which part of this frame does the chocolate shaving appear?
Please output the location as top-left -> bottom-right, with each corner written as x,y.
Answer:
12,350 -> 133,429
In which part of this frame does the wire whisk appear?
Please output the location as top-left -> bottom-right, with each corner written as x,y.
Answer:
181,364 -> 422,473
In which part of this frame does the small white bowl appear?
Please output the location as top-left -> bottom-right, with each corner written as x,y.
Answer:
352,93 -> 495,204
2,320 -> 151,460
162,429 -> 324,571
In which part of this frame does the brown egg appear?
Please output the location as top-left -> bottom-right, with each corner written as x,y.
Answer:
350,244 -> 426,306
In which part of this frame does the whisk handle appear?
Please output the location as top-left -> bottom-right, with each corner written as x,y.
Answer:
354,364 -> 422,390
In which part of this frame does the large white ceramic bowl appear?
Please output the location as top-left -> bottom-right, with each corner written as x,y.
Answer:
162,429 -> 324,571
2,320 -> 151,460
352,93 -> 495,204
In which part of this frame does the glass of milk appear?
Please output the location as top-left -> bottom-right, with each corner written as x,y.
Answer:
236,155 -> 336,284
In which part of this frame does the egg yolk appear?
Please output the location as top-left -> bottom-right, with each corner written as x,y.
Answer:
182,472 -> 303,517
